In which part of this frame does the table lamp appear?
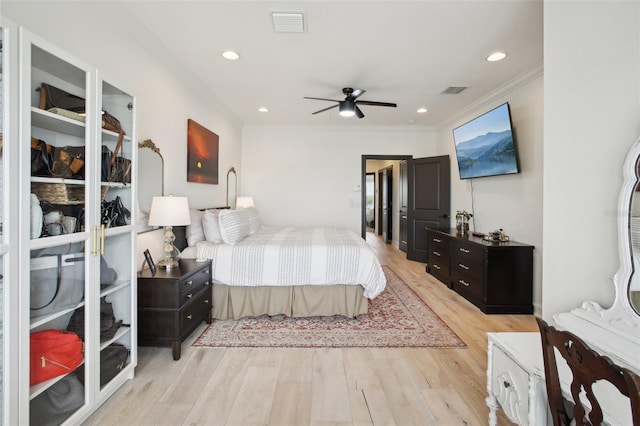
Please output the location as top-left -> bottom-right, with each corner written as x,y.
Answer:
148,196 -> 191,269
235,196 -> 255,208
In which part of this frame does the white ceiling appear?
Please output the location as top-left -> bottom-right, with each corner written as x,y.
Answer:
120,1 -> 543,128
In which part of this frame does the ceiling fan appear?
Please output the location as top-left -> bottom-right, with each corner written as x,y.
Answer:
304,87 -> 397,119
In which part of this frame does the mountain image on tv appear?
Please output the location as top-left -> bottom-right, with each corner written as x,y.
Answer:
455,130 -> 518,179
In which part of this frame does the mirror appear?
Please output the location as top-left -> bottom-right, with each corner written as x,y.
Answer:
226,167 -> 237,209
137,139 -> 164,229
630,149 -> 640,314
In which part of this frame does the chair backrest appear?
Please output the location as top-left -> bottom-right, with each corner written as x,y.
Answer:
536,317 -> 640,426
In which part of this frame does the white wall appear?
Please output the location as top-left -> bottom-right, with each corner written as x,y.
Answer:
542,1 -> 640,318
240,126 -> 437,234
436,72 -> 544,313
2,2 -> 243,265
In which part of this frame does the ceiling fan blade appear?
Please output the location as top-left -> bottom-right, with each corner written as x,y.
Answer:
304,97 -> 341,102
346,89 -> 365,102
356,100 -> 397,107
311,104 -> 339,115
355,106 -> 365,119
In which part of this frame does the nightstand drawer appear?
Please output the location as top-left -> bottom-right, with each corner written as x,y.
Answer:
491,344 -> 531,424
181,267 -> 211,293
181,288 -> 211,334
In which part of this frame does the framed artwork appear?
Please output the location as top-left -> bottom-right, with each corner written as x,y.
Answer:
143,249 -> 156,276
187,119 -> 219,184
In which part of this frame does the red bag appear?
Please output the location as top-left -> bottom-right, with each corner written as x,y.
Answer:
30,330 -> 83,386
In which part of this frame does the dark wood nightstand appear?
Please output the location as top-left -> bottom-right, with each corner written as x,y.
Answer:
138,258 -> 212,360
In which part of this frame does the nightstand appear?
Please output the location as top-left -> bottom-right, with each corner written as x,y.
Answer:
138,259 -> 212,360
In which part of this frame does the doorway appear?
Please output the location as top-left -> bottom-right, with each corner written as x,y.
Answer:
365,173 -> 375,232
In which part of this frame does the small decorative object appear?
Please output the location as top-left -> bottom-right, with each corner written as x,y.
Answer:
187,119 -> 219,184
484,229 -> 509,242
147,196 -> 191,269
143,249 -> 156,276
455,210 -> 473,234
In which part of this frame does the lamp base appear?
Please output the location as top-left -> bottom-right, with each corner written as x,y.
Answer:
157,258 -> 179,269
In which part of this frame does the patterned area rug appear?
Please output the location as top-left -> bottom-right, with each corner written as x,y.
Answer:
193,266 -> 466,348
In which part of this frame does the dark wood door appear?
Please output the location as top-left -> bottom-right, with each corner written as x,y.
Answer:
399,160 -> 408,252
380,166 -> 393,243
407,155 -> 450,262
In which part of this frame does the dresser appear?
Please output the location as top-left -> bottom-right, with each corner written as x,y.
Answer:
426,228 -> 534,314
138,259 -> 212,360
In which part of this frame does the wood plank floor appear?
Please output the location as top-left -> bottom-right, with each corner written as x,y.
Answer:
84,233 -> 537,426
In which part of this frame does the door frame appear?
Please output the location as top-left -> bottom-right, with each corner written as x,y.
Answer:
361,155 -> 413,239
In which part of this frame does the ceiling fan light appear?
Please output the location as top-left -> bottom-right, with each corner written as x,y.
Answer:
339,101 -> 356,117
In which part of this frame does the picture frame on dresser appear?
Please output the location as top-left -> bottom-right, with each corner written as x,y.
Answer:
143,249 -> 156,276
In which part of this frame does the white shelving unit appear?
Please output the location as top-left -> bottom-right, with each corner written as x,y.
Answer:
5,27 -> 138,425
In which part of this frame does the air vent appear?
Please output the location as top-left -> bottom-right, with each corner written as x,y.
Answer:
442,86 -> 468,95
272,12 -> 305,33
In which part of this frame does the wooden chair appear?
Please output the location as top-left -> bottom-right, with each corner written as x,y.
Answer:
536,317 -> 640,425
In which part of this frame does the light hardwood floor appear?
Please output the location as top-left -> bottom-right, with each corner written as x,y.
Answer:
85,233 -> 537,426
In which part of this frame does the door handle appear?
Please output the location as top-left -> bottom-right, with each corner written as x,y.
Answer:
439,214 -> 449,219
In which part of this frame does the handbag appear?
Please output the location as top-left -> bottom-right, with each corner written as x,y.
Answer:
30,330 -> 84,386
67,297 -> 122,342
37,83 -> 85,113
109,134 -> 131,184
101,145 -> 113,182
31,137 -> 55,177
30,244 -> 85,318
101,196 -> 130,228
29,373 -> 84,426
51,145 -> 85,179
77,343 -> 129,387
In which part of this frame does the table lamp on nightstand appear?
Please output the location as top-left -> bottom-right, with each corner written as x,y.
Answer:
148,196 -> 191,269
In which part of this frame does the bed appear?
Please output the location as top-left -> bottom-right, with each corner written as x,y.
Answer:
176,207 -> 386,320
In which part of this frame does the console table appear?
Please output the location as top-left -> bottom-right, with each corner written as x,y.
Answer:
426,228 -> 534,314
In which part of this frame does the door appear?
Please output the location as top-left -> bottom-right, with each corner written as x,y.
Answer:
399,160 -> 408,252
380,166 -> 393,243
407,156 -> 450,262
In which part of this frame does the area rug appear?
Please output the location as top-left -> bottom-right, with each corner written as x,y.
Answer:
193,266 -> 466,348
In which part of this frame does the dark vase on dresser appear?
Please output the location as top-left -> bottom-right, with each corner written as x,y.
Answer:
426,228 -> 534,314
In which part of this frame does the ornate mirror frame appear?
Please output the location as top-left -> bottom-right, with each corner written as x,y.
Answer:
555,137 -> 640,373
137,139 -> 164,232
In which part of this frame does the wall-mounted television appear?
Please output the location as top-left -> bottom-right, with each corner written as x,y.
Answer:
452,102 -> 520,179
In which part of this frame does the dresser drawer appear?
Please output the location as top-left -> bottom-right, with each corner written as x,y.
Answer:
180,266 -> 211,293
453,240 -> 484,264
180,287 -> 211,337
451,269 -> 482,301
491,345 -> 531,424
452,257 -> 482,281
427,231 -> 450,251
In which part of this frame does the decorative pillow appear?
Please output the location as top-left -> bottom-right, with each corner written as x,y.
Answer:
243,207 -> 262,234
186,209 -> 205,246
202,209 -> 223,244
218,209 -> 250,244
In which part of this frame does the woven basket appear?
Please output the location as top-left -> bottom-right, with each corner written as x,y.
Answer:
32,182 -> 109,205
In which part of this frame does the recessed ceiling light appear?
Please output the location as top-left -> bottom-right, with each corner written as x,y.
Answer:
258,107 -> 269,113
417,107 -> 428,113
487,52 -> 507,62
222,50 -> 240,60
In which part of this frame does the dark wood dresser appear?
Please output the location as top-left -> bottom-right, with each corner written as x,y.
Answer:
426,228 -> 534,314
138,259 -> 212,360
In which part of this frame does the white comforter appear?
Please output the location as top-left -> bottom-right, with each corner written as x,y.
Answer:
191,227 -> 386,299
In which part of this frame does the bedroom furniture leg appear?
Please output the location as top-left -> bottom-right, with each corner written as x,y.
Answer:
172,341 -> 181,361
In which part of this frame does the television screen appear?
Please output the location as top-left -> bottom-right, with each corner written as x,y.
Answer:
452,103 -> 519,179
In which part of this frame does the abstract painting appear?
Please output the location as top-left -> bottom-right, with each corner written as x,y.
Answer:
187,119 -> 219,184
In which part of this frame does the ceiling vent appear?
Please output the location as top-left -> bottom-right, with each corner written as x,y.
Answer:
442,86 -> 468,95
272,12 -> 305,33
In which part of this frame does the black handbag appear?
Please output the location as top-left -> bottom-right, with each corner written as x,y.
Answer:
101,145 -> 113,182
30,373 -> 85,426
31,137 -> 54,177
77,343 -> 129,387
37,82 -> 86,113
67,297 -> 122,342
101,196 -> 130,228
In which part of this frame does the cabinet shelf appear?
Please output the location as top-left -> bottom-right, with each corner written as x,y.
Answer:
30,301 -> 85,330
31,107 -> 86,137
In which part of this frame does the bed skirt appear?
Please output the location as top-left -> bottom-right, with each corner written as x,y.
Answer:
211,284 -> 368,320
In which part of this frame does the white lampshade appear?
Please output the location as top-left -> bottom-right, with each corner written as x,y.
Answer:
148,196 -> 191,226
235,196 -> 255,209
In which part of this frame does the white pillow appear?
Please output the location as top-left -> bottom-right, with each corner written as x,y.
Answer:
243,207 -> 262,234
218,209 -> 250,244
186,209 -> 205,246
202,209 -> 223,244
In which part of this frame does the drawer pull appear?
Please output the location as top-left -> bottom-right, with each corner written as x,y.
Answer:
459,248 -> 470,254
186,314 -> 192,320
205,280 -> 210,286
186,293 -> 193,299
186,280 -> 193,286
503,380 -> 511,388
433,251 -> 441,257
204,299 -> 210,304
433,238 -> 442,243
432,264 -> 441,270
459,279 -> 470,287
459,263 -> 469,270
